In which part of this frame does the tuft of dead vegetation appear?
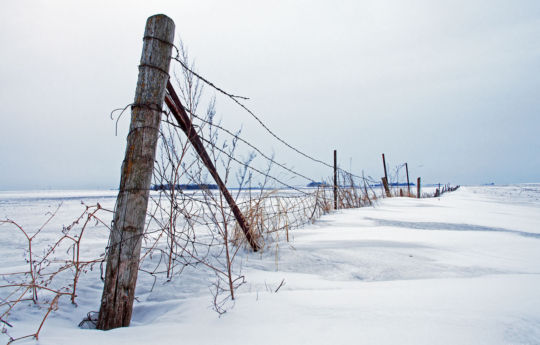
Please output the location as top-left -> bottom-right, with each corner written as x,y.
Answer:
0,203 -> 112,344
1,42 -> 389,342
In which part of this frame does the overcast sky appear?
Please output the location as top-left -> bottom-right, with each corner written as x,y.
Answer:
1,0 -> 539,190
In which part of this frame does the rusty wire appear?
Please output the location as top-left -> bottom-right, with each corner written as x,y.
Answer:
171,54 -> 368,180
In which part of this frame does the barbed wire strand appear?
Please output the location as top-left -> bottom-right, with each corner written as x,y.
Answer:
161,114 -> 312,196
171,56 -> 367,180
162,113 -> 318,184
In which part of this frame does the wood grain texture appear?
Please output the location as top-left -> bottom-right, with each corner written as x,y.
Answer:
97,14 -> 175,330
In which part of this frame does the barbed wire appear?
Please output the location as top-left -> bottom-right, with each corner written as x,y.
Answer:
111,52 -> 369,183
160,114 -> 378,196
174,110 -> 319,184
147,186 -> 332,234
171,55 -> 368,180
162,116 -> 312,196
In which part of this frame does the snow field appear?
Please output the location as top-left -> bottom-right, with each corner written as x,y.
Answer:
1,185 -> 539,344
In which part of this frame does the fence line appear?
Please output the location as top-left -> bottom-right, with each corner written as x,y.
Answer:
0,14 -> 461,340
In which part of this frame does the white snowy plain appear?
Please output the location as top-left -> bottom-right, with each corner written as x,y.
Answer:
1,185 -> 540,345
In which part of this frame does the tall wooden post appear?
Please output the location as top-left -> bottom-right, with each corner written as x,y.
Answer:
417,177 -> 421,198
405,163 -> 410,196
381,177 -> 391,197
333,149 -> 338,210
382,153 -> 388,182
97,14 -> 175,330
382,153 -> 390,197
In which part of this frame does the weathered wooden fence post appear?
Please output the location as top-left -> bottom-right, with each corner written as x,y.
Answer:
381,153 -> 391,197
405,162 -> 410,196
334,149 -> 338,210
382,153 -> 388,182
417,177 -> 421,198
381,177 -> 391,197
97,14 -> 175,330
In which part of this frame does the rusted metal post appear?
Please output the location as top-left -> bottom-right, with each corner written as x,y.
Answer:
333,149 -> 338,210
405,163 -> 410,196
165,81 -> 260,251
97,14 -> 175,330
417,177 -> 421,198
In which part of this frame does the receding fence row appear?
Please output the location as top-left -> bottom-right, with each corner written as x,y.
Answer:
0,14 -> 459,343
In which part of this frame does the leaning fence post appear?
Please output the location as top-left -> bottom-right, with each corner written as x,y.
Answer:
382,153 -> 388,183
417,177 -> 421,198
405,162 -> 410,196
381,153 -> 391,197
382,177 -> 391,197
97,14 -> 175,330
333,149 -> 338,210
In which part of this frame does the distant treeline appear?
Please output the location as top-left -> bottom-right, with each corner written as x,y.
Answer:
152,182 -> 418,191
307,182 -> 415,188
371,182 -> 416,187
152,184 -> 219,191
307,182 -> 330,188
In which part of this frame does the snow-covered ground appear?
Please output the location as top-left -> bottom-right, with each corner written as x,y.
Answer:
1,185 -> 540,345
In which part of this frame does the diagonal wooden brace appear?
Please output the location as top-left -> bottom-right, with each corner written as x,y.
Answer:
164,80 -> 260,252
